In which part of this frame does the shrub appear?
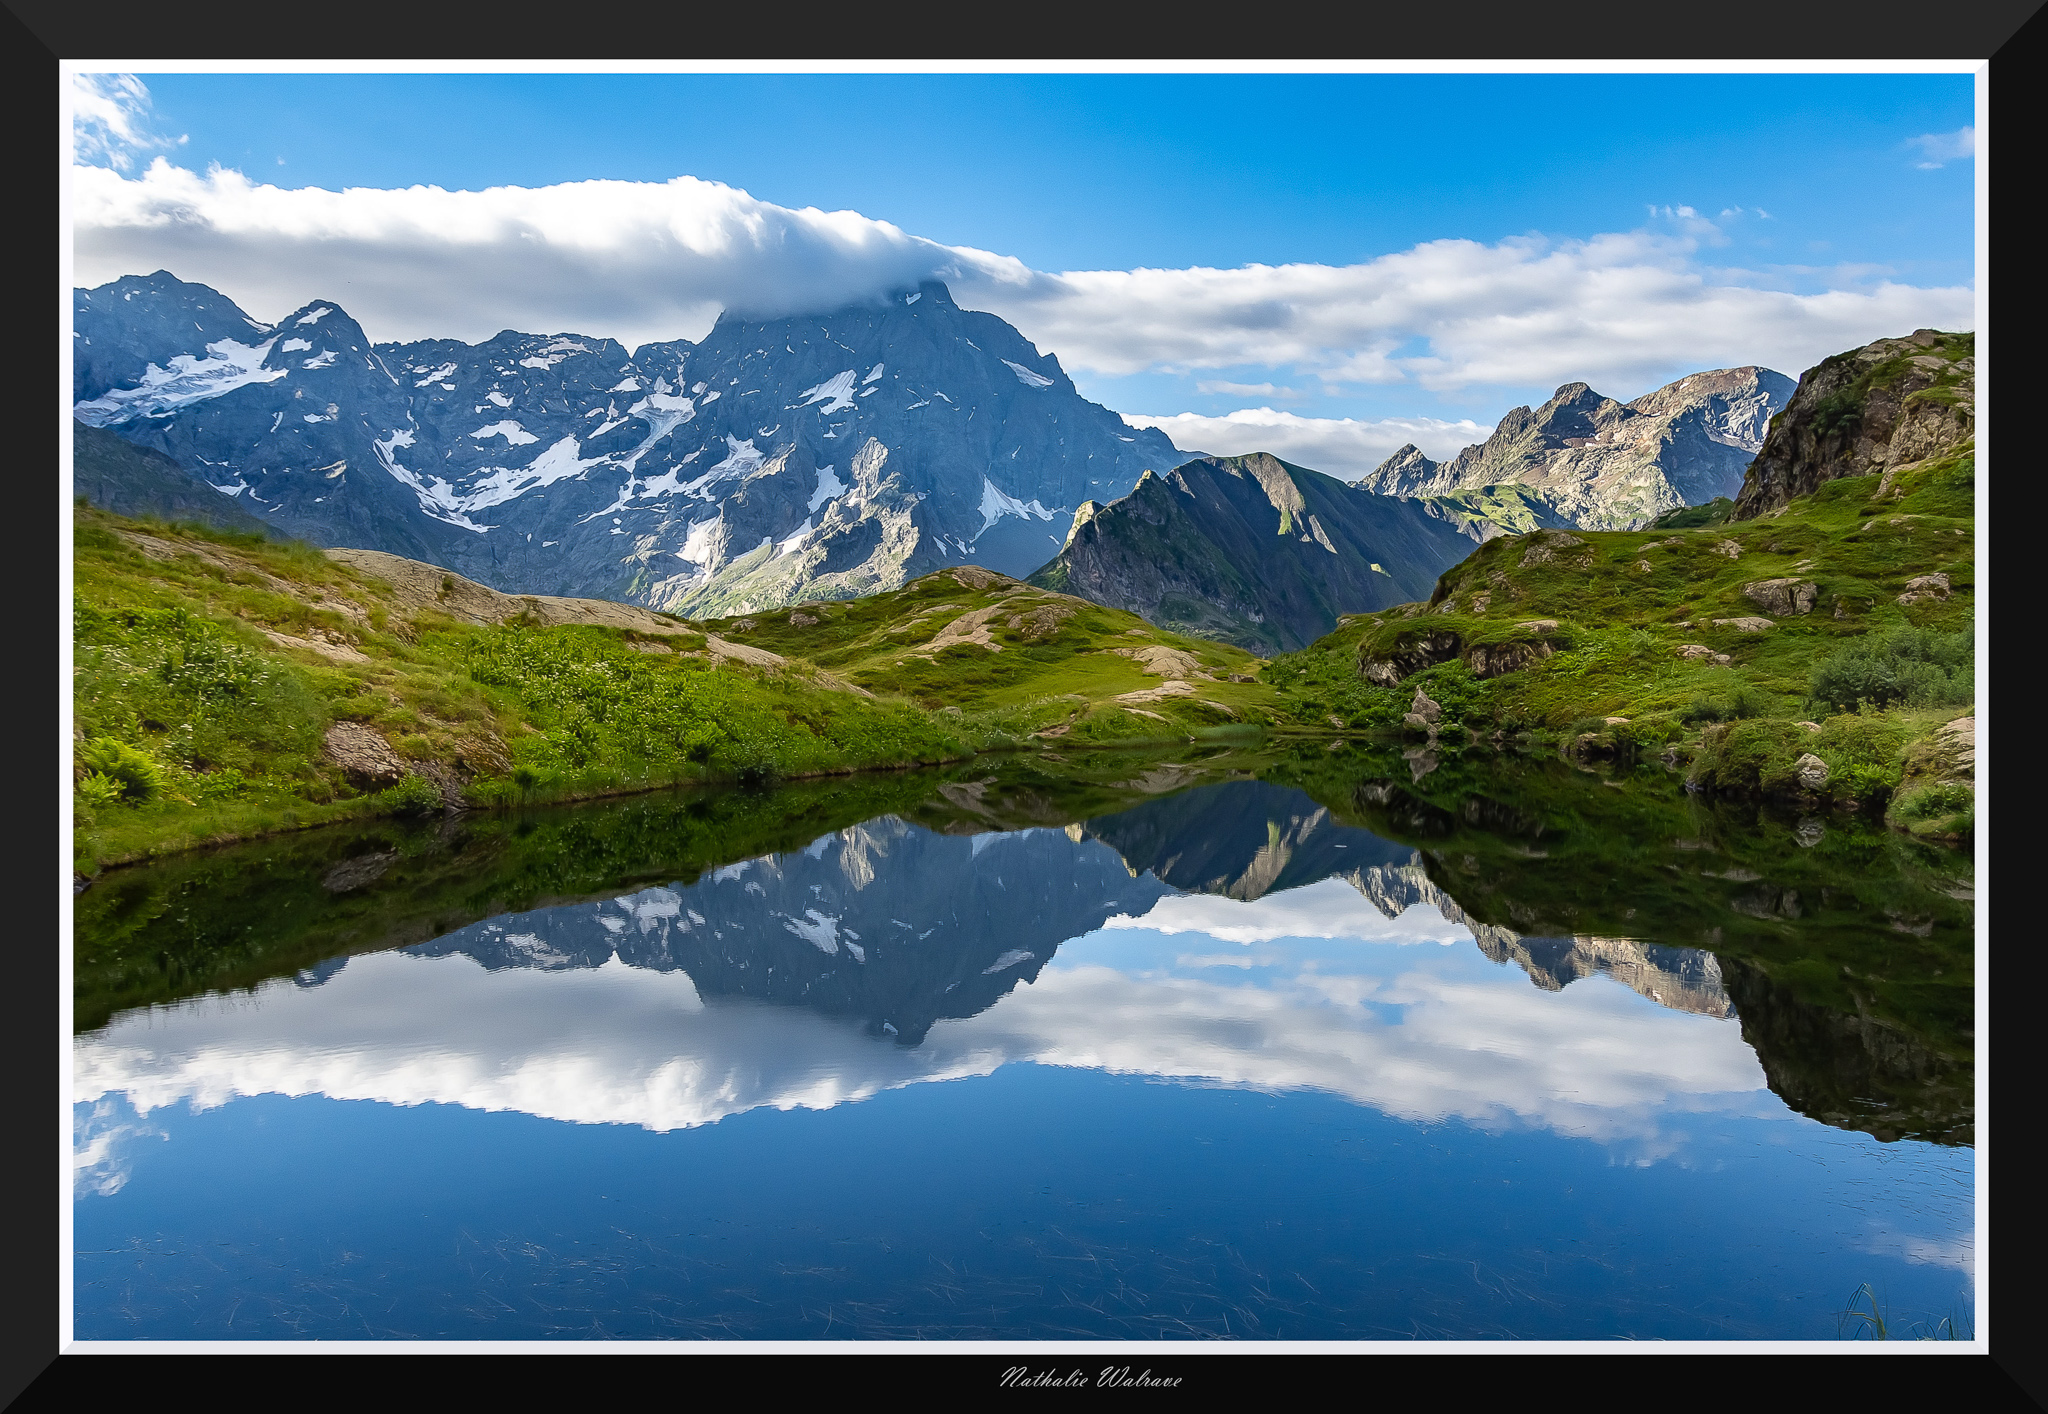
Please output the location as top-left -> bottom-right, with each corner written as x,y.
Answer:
1895,782 -> 1973,821
1810,627 -> 1972,714
1681,686 -> 1769,725
1687,719 -> 1816,796
75,772 -> 126,809
376,773 -> 446,817
76,738 -> 163,801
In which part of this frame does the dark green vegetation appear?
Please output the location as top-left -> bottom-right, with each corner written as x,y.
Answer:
72,506 -> 1285,868
1649,497 -> 1734,530
1262,445 -> 1976,839
1027,452 -> 1476,653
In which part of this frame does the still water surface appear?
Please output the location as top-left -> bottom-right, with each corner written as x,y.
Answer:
72,745 -> 1975,1340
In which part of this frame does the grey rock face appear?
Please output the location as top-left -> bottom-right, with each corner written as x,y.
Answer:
72,274 -> 1187,615
1741,578 -> 1819,616
1732,329 -> 1973,521
1358,366 -> 1795,531
1794,753 -> 1831,790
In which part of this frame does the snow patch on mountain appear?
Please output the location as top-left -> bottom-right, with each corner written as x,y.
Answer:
518,338 -> 593,370
797,370 -> 859,415
73,338 -> 285,426
470,420 -> 539,446
776,518 -> 814,556
372,430 -> 493,533
807,464 -> 847,513
976,476 -> 1057,540
1002,359 -> 1055,389
462,436 -> 600,513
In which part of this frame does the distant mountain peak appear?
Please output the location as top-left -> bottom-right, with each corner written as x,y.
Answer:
1356,364 -> 1794,531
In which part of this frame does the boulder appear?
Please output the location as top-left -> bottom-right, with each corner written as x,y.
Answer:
322,722 -> 407,789
1410,687 -> 1443,723
1518,532 -> 1587,567
1358,630 -> 1462,686
1711,616 -> 1774,633
1742,578 -> 1819,616
1466,640 -> 1554,678
1794,752 -> 1831,790
1896,572 -> 1951,606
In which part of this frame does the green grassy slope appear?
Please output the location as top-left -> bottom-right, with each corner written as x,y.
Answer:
71,509 -> 1287,869
1261,446 -> 1976,838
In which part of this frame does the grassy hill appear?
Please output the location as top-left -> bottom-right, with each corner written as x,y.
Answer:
71,506 -> 1284,870
1259,445 -> 1976,841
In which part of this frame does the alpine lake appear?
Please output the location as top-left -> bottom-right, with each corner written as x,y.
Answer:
72,737 -> 1976,1343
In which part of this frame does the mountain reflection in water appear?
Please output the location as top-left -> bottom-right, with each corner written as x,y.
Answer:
71,751 -> 1977,1342
78,757 -> 1975,1157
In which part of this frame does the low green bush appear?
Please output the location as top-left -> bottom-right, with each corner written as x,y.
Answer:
1895,782 -> 1973,821
76,738 -> 163,801
375,774 -> 445,817
1810,627 -> 1972,714
75,772 -> 127,809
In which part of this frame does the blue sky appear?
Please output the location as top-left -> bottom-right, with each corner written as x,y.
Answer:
72,70 -> 1978,475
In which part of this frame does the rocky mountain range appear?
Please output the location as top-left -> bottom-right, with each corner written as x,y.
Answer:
402,777 -> 1737,1042
1357,367 -> 1796,531
72,272 -> 1186,614
1027,453 -> 1479,653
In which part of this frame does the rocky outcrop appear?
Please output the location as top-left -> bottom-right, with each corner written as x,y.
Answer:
1464,639 -> 1555,678
1360,366 -> 1795,531
1897,572 -> 1951,606
1732,329 -> 1974,520
1741,578 -> 1818,616
1361,620 -> 1566,687
1794,753 -> 1831,791
322,722 -> 407,788
1027,452 -> 1476,653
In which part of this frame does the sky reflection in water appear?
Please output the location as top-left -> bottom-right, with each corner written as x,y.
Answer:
72,776 -> 1975,1341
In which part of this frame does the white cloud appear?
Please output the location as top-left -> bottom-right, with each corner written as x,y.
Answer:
72,158 -> 1020,349
68,79 -> 1974,397
74,925 -> 1766,1151
70,73 -> 184,171
1107,880 -> 1471,944
1908,127 -> 1976,169
1121,407 -> 1490,478
960,233 -> 1972,397
1194,379 -> 1300,399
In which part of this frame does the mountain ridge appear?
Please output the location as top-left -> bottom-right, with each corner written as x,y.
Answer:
1356,366 -> 1795,531
1027,452 -> 1479,653
72,272 -> 1189,615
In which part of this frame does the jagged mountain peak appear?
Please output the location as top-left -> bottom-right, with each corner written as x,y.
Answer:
1357,362 -> 1794,530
